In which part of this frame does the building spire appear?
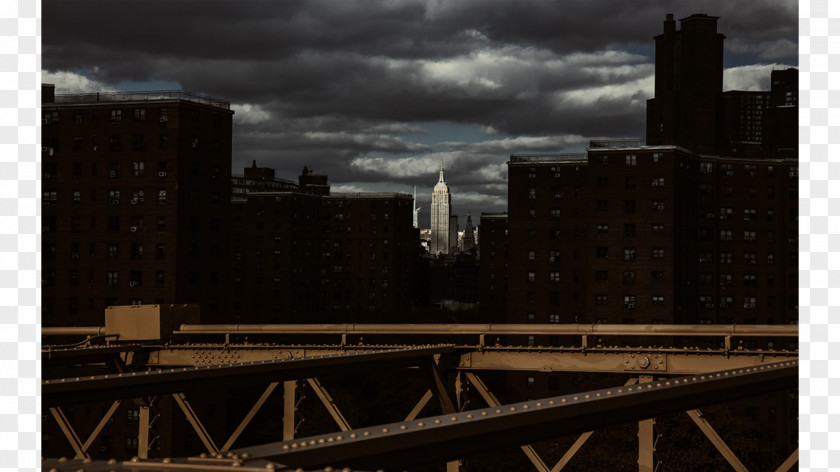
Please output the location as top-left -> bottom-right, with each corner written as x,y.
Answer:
438,161 -> 445,184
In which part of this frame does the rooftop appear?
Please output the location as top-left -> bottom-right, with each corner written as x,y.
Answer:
52,90 -> 231,110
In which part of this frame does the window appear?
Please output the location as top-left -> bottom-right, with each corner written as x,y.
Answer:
623,224 -> 636,238
719,273 -> 733,287
527,376 -> 535,389
528,250 -> 535,262
625,176 -> 636,189
596,223 -> 609,234
526,292 -> 535,305
108,136 -> 121,152
159,135 -> 168,150
720,230 -> 733,241
651,177 -> 665,187
527,271 -> 535,283
110,109 -> 122,123
744,274 -> 757,286
130,243 -> 143,260
651,295 -> 664,307
157,189 -> 167,205
132,161 -> 145,177
624,200 -> 636,213
107,244 -> 119,259
744,252 -> 757,264
596,247 -> 608,259
548,250 -> 560,262
156,216 -> 166,232
131,189 -> 144,204
596,200 -> 608,211
623,247 -> 636,261
129,271 -> 142,287
652,224 -> 664,234
652,248 -> 664,259
744,208 -> 756,221
107,271 -> 119,287
550,208 -> 561,219
132,134 -> 145,151
767,252 -> 775,264
108,190 -> 120,205
72,136 -> 82,152
625,154 -> 637,166
549,272 -> 560,283
652,152 -> 662,163
72,190 -> 81,204
74,112 -> 83,125
789,166 -> 798,178
651,271 -> 665,283
699,295 -> 714,309
155,271 -> 165,288
744,164 -> 757,177
528,188 -> 536,199
652,201 -> 664,212
720,252 -> 733,264
595,294 -> 608,305
125,437 -> 138,452
133,108 -> 145,122
622,271 -> 636,285
744,296 -> 757,309
623,295 -> 636,309
549,313 -> 560,323
596,176 -> 609,187
720,207 -> 733,219
156,244 -> 166,260
595,271 -> 608,281
700,162 -> 713,174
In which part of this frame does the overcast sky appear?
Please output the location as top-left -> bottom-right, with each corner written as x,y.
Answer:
42,0 -> 797,227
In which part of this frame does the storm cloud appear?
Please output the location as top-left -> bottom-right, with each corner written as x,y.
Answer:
43,0 -> 797,225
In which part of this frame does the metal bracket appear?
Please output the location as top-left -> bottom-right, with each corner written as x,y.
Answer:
624,353 -> 667,372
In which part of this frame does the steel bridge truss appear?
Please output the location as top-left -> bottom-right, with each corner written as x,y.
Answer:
42,324 -> 799,471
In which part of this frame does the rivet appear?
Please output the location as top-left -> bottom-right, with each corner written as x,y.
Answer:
382,427 -> 390,432
561,398 -> 567,403
606,391 -> 612,395
548,400 -> 555,405
450,416 -> 457,421
495,409 -> 502,414
536,402 -> 542,407
162,458 -> 172,464
466,414 -> 474,419
336,435 -> 344,441
282,445 -> 289,450
400,425 -> 407,430
290,443 -> 298,449
573,397 -> 579,401
363,431 -> 370,436
509,406 -> 516,411
350,433 -> 357,438
318,438 -> 325,444
596,393 -> 601,397
480,411 -> 488,416
417,422 -> 425,427
584,395 -> 590,399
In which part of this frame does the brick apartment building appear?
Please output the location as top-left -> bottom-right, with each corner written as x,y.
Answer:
42,85 -> 234,327
231,166 -> 420,323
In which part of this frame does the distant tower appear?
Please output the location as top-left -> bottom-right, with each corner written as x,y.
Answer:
413,186 -> 421,229
430,164 -> 451,255
462,212 -> 475,253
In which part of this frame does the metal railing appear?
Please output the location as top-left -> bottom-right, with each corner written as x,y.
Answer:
509,153 -> 588,163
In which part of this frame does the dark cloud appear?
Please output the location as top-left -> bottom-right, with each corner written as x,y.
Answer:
43,0 -> 797,226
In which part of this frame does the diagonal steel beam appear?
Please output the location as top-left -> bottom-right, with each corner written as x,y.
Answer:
220,382 -> 280,453
686,409 -> 748,472
306,378 -> 352,432
82,400 -> 122,453
774,449 -> 798,472
48,407 -> 89,459
464,372 -> 548,472
424,358 -> 457,414
234,361 -> 797,470
549,379 -> 641,472
172,393 -> 219,455
404,389 -> 433,422
44,345 -> 453,407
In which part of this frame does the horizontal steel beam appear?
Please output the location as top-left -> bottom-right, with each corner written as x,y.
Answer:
459,348 -> 798,374
175,323 -> 798,338
43,345 -> 452,407
42,326 -> 107,336
42,344 -> 142,362
234,360 -> 797,470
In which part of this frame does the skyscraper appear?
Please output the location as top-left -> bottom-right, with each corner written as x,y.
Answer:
430,165 -> 451,255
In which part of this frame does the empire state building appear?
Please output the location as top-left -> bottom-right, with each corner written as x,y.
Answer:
430,165 -> 451,255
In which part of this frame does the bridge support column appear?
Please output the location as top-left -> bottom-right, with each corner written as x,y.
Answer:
283,380 -> 299,441
637,375 -> 657,472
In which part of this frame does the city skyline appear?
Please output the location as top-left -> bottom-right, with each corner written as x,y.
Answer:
42,0 -> 797,225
